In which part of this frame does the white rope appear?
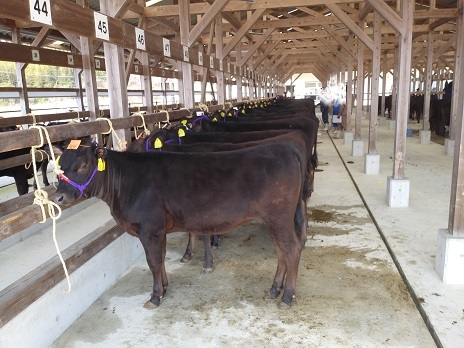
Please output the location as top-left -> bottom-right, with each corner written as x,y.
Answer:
157,110 -> 170,129
198,103 -> 209,113
29,125 -> 71,293
131,112 -> 150,138
96,117 -> 127,151
26,113 -> 37,126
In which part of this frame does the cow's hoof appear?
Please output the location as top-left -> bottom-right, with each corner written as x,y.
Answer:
201,267 -> 213,273
278,301 -> 291,310
269,286 -> 282,299
180,254 -> 192,263
143,300 -> 158,310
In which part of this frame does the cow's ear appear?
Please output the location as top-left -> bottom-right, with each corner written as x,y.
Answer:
94,146 -> 107,159
52,145 -> 63,158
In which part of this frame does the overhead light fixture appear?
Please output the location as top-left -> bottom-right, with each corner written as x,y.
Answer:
146,0 -> 164,6
288,9 -> 298,14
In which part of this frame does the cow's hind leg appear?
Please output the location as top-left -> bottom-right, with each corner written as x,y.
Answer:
266,219 -> 304,309
181,233 -> 195,263
202,235 -> 214,273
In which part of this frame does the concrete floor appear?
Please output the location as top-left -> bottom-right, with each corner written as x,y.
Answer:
47,114 -> 464,347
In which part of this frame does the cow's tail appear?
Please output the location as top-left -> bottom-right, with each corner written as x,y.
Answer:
294,198 -> 307,248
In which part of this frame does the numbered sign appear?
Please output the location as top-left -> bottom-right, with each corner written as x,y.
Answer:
94,12 -> 109,41
209,56 -> 214,69
219,60 -> 223,71
163,38 -> 171,57
31,49 -> 40,62
234,65 -> 237,75
227,63 -> 230,74
134,64 -> 139,73
30,0 -> 52,25
95,59 -> 101,69
161,70 -> 166,77
67,54 -> 74,65
183,47 -> 189,62
198,52 -> 203,66
135,28 -> 146,50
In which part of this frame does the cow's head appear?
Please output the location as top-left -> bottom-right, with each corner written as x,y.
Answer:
52,139 -> 103,205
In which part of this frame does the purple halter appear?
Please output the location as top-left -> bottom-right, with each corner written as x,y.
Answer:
58,167 -> 98,199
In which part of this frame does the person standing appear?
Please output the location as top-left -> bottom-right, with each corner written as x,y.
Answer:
320,97 -> 329,131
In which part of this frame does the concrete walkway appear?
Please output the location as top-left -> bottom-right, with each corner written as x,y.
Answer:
50,116 -> 449,348
330,116 -> 464,348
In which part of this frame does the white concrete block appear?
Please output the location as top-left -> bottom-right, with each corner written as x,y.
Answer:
364,154 -> 380,175
0,233 -> 143,348
435,229 -> 464,284
386,176 -> 410,207
352,140 -> 364,157
419,130 -> 431,144
388,120 -> 396,130
343,131 -> 353,145
445,139 -> 455,156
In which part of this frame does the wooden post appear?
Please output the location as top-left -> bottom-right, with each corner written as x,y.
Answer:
346,49 -> 353,131
100,0 -> 129,150
355,36 -> 364,140
368,12 -> 381,155
449,2 -> 463,142
381,52 -> 387,118
423,30 -> 434,131
215,16 -> 226,105
179,0 -> 195,108
391,48 -> 398,120
11,27 -> 30,116
392,0 -> 413,180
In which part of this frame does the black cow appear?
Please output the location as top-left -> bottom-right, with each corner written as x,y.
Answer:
53,139 -> 307,309
128,128 -> 310,271
429,99 -> 451,136
378,95 -> 392,116
409,94 -> 424,123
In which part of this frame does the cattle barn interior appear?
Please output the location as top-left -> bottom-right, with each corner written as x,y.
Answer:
0,0 -> 463,347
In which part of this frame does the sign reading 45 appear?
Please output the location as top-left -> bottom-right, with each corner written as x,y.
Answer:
29,0 -> 52,25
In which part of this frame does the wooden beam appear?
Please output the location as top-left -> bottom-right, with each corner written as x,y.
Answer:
188,0 -> 230,47
221,8 -> 266,59
238,29 -> 275,68
365,0 -> 404,35
145,0 -> 365,17
326,4 -> 374,52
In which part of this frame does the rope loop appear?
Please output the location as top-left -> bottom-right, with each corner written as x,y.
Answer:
198,103 -> 209,113
131,112 -> 151,137
28,125 -> 70,293
96,117 -> 127,151
26,113 -> 37,126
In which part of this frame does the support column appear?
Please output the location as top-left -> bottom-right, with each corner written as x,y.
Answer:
179,0 -> 195,108
11,27 -> 30,116
436,0 -> 464,283
365,12 -> 381,175
386,1 -> 413,207
101,0 -> 129,150
353,35 -> 365,157
421,30 -> 434,144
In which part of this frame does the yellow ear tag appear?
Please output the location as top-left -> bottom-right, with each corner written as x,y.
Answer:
55,156 -> 60,167
241,109 -> 245,114
178,128 -> 186,137
181,119 -> 187,125
220,111 -> 225,117
227,113 -> 232,117
97,158 -> 106,171
213,117 -> 218,122
154,138 -> 163,149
